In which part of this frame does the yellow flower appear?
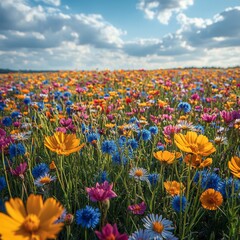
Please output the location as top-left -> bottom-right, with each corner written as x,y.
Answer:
44,132 -> 85,156
153,150 -> 176,164
0,194 -> 64,240
200,189 -> 223,210
164,181 -> 185,196
174,131 -> 216,157
228,156 -> 240,178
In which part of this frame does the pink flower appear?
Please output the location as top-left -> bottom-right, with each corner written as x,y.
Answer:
163,125 -> 180,138
201,113 -> 217,123
221,110 -> 240,125
128,201 -> 146,215
95,223 -> 128,240
86,181 -> 117,202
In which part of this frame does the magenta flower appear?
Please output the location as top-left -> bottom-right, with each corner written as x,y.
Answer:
220,110 -> 240,125
201,113 -> 217,123
0,128 -> 13,151
86,181 -> 117,202
95,223 -> 128,240
60,118 -> 72,127
163,125 -> 180,138
10,162 -> 28,179
128,201 -> 146,215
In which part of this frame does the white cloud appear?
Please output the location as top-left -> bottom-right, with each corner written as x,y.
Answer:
137,0 -> 194,24
36,0 -> 61,7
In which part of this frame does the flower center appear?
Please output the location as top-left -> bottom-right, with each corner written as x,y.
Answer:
135,169 -> 143,177
153,221 -> 164,233
206,197 -> 215,205
39,176 -> 51,184
105,234 -> 116,240
57,143 -> 66,151
23,214 -> 40,232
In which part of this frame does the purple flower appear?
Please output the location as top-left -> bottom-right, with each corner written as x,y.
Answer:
10,162 -> 28,179
128,202 -> 146,215
86,181 -> 117,202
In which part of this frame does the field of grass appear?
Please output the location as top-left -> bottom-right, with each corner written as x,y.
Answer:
0,68 -> 239,240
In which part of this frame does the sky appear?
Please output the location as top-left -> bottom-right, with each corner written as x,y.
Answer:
0,0 -> 240,70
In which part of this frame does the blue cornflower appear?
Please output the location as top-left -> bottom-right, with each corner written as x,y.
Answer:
66,100 -> 73,106
64,91 -> 72,98
129,117 -> 138,123
23,98 -> 31,105
194,124 -> 205,134
9,143 -> 26,159
171,195 -> 187,212
76,205 -> 100,228
149,126 -> 158,135
148,173 -> 159,185
2,117 -> 12,127
11,111 -> 21,119
220,177 -> 240,198
142,214 -> 176,239
129,229 -> 153,240
87,133 -> 100,143
32,163 -> 49,179
95,170 -> 109,183
118,136 -> 127,147
127,139 -> 138,150
201,171 -> 223,191
112,151 -> 128,165
101,140 -> 117,155
37,101 -> 44,111
178,102 -> 191,113
138,129 -> 151,141
0,177 -> 6,191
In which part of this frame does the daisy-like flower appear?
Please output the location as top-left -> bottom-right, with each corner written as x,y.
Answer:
176,120 -> 195,131
44,132 -> 85,156
153,151 -> 176,164
228,156 -> 240,178
86,181 -> 117,202
174,131 -> 216,157
34,173 -> 56,187
11,131 -> 32,141
142,214 -> 176,239
164,181 -> 185,196
200,189 -> 223,210
128,202 -> 146,215
95,223 -> 128,240
0,194 -> 64,240
129,229 -> 153,240
129,167 -> 149,182
214,135 -> 228,145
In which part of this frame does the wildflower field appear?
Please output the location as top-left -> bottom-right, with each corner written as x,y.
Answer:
0,68 -> 239,240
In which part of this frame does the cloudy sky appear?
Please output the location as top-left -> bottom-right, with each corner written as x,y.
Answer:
1,0 -> 240,70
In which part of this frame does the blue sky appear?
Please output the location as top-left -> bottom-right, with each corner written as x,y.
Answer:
0,0 -> 240,70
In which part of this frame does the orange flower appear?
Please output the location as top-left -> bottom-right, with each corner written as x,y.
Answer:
228,156 -> 240,178
174,131 -> 216,157
184,154 -> 212,168
0,194 -> 64,240
153,151 -> 176,164
200,189 -> 223,210
164,181 -> 185,196
44,132 -> 85,156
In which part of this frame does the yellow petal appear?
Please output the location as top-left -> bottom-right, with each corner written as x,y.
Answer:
26,194 -> 43,216
5,198 -> 27,223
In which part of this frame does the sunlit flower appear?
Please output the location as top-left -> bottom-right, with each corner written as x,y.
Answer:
44,132 -> 85,155
153,150 -> 176,164
164,181 -> 185,196
174,131 -> 216,157
142,214 -> 176,239
200,189 -> 223,210
176,120 -> 195,131
0,194 -> 64,239
228,156 -> 240,178
129,167 -> 149,182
